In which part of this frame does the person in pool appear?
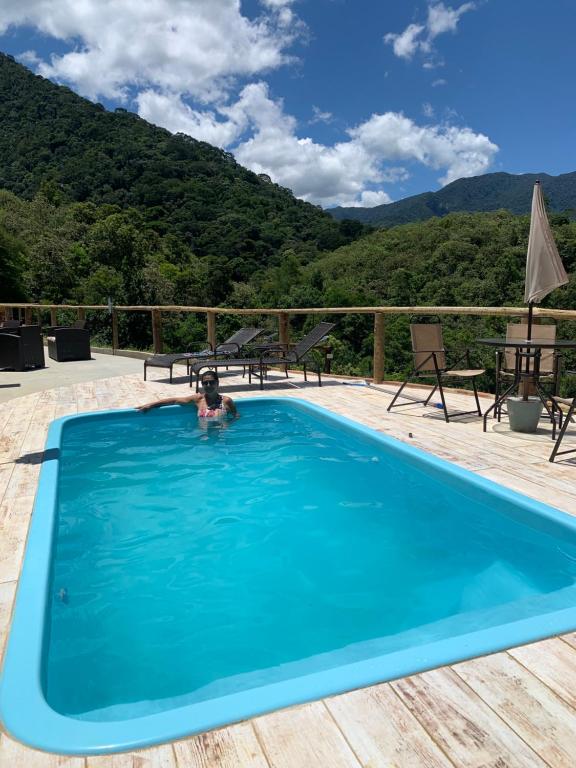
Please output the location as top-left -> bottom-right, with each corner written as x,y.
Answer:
137,370 -> 238,419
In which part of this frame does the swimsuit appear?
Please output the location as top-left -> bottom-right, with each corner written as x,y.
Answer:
198,395 -> 228,419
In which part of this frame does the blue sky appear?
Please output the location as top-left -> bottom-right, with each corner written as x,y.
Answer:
0,1 -> 574,207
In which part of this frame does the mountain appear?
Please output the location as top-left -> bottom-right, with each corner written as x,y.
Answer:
329,171 -> 576,227
0,52 -> 366,284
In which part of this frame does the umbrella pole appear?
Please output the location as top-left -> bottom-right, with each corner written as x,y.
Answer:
526,302 -> 534,341
522,302 -> 534,400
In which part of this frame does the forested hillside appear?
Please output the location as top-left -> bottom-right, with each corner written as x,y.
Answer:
330,171 -> 576,227
0,52 -> 366,289
5,186 -> 574,378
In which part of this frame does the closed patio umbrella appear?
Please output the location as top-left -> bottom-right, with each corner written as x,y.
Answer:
524,180 -> 568,339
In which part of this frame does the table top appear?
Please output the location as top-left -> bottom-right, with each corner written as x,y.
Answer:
477,337 -> 576,349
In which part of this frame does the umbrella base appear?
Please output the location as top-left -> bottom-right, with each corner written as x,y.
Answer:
507,396 -> 543,433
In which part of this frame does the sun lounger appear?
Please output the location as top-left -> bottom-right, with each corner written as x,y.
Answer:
144,327 -> 264,382
190,322 -> 336,390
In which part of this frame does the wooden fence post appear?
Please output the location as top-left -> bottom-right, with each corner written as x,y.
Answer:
207,311 -> 217,351
24,307 -> 33,325
77,307 -> 86,327
50,307 -> 58,327
111,310 -> 119,354
279,312 -> 289,347
373,312 -> 385,384
152,309 -> 163,353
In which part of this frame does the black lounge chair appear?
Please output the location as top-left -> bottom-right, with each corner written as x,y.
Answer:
190,321 -> 336,390
144,327 -> 264,382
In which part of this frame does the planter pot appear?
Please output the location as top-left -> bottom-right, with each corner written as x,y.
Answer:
506,396 -> 543,433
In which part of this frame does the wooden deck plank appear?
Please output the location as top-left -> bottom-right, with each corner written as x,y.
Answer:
559,632 -> 576,651
253,702 -> 362,768
87,744 -> 176,767
455,652 -> 576,767
326,684 -> 455,767
0,462 -> 14,501
2,461 -> 41,500
0,733 -> 85,767
0,495 -> 34,583
476,466 -> 576,514
173,722 -> 270,768
392,667 -> 547,767
0,579 -> 17,656
508,638 -> 576,709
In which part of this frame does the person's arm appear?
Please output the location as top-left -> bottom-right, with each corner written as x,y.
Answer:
223,396 -> 238,418
137,394 -> 199,412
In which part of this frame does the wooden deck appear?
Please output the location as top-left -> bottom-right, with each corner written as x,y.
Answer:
1,367 -> 576,768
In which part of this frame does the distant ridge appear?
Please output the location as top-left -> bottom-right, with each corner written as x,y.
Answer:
329,171 -> 576,226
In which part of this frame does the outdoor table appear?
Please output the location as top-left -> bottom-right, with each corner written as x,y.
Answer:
477,338 -> 576,432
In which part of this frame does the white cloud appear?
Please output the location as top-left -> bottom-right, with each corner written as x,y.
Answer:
349,111 -> 497,185
0,0 -> 301,101
427,2 -> 475,38
432,78 -> 448,87
384,2 -> 476,64
145,84 -> 497,206
384,24 -> 425,60
260,0 -> 295,7
17,49 -> 41,67
136,91 -> 244,147
422,102 -> 435,118
2,0 -> 497,207
310,106 -> 333,124
345,191 -> 393,208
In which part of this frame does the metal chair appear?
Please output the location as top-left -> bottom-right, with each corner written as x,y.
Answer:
495,323 -> 559,419
549,371 -> 576,462
387,322 -> 484,423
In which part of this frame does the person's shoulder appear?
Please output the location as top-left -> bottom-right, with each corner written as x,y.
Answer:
222,395 -> 234,404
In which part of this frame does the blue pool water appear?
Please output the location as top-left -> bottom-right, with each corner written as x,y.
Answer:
3,397 -> 576,754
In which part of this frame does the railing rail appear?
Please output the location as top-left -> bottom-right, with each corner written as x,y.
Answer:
2,303 -> 576,383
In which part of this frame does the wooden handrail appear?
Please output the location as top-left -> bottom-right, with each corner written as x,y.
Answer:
2,302 -> 576,319
2,302 -> 576,385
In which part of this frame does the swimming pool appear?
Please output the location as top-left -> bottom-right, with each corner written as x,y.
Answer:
2,397 -> 576,754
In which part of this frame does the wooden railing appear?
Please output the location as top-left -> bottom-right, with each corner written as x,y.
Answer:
2,303 -> 576,383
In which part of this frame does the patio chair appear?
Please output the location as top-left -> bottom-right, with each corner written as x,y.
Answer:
387,322 -> 485,423
144,327 -> 264,382
190,321 -> 336,391
549,371 -> 576,462
47,328 -> 91,362
495,323 -> 559,418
